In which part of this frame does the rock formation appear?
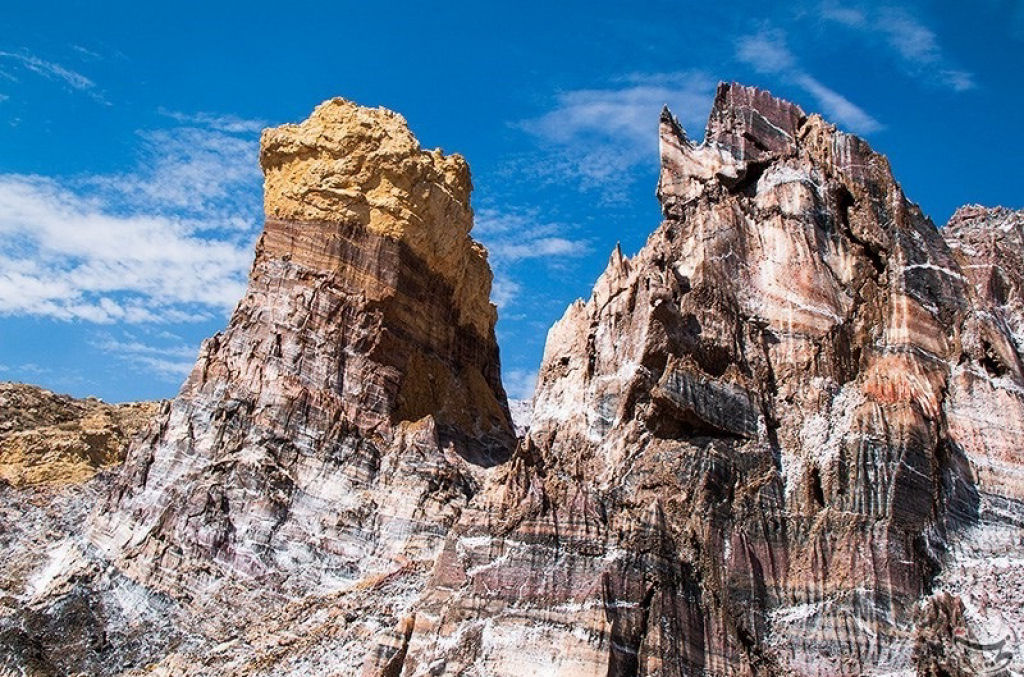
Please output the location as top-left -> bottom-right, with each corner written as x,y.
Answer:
382,84 -> 1024,676
0,382 -> 159,486
0,384 -> 165,677
3,87 -> 1023,677
89,98 -> 515,607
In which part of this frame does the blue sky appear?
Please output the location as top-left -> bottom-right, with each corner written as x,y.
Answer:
1,1 -> 1022,402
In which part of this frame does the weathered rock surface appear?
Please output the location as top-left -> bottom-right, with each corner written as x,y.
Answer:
0,384 -> 170,677
387,84 -> 1024,676
3,86 -> 1023,677
0,382 -> 159,486
88,98 -> 514,608
4,98 -> 514,677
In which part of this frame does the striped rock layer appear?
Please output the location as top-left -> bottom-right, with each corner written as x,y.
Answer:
4,87 -> 1023,677
383,84 -> 1024,676
89,98 -> 515,603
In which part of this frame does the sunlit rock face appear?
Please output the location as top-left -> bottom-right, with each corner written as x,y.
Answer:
390,84 -> 1024,676
0,385 -> 174,677
88,98 -> 515,603
4,86 -> 1023,677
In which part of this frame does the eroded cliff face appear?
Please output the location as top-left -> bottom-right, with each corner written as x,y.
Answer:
0,385 -> 169,677
386,85 -> 1024,676
86,99 -> 514,611
3,87 -> 1023,677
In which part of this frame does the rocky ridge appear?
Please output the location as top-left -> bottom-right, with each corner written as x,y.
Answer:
0,384 -> 165,676
379,84 -> 1024,676
1,85 -> 1022,676
0,382 -> 159,487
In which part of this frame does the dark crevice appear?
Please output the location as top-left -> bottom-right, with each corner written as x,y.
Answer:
808,466 -> 825,509
836,186 -> 887,278
725,160 -> 769,196
980,338 -> 1008,378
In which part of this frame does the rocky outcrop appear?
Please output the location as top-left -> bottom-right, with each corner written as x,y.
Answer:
0,382 -> 159,486
925,205 -> 1024,676
4,87 -> 1023,677
386,84 -> 1024,676
87,98 -> 515,609
0,385 -> 170,677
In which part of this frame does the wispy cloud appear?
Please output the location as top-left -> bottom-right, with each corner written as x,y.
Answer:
736,30 -> 883,134
516,71 -> 717,199
85,124 -> 263,229
491,237 -> 588,261
0,50 -> 105,102
158,108 -> 267,134
490,276 -> 521,311
91,334 -> 197,382
503,368 -> 538,400
820,3 -> 976,92
0,116 -> 262,324
474,208 -> 589,308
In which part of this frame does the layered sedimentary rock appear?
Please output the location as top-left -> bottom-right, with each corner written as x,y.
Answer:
926,205 -> 1024,674
386,85 -> 1024,676
4,86 -> 1023,677
89,98 -> 514,605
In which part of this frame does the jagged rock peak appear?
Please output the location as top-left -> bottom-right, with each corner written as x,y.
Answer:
946,203 -> 1024,234
419,83 -> 1024,676
658,82 -> 904,217
6,86 -> 1023,677
260,98 -> 495,338
88,96 -> 515,608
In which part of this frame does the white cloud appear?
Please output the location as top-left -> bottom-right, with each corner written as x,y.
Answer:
819,5 -> 867,27
85,125 -> 262,229
791,74 -> 884,134
0,117 -> 262,324
820,4 -> 976,92
517,72 -> 717,198
158,109 -> 267,134
0,50 -> 104,102
91,334 -> 197,382
474,208 -> 588,308
736,30 -> 883,134
503,368 -> 538,400
491,237 -> 589,261
736,31 -> 797,74
490,276 -> 521,310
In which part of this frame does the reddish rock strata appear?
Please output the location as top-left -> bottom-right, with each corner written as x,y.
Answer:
387,84 -> 1024,676
89,99 -> 514,602
2,87 -> 1022,677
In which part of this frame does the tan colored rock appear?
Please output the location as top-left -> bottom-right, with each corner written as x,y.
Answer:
260,98 -> 495,338
4,87 -> 1024,677
0,382 -> 159,486
86,97 -> 513,612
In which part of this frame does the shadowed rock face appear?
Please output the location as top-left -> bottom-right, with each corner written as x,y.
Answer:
88,98 -> 515,601
4,87 -> 1023,677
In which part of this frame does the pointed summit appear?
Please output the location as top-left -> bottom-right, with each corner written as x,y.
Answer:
91,97 -> 516,604
705,81 -> 805,160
